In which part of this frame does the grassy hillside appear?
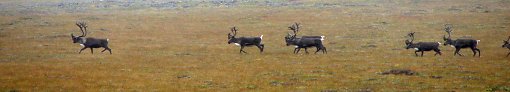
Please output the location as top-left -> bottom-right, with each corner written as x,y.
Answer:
0,0 -> 509,91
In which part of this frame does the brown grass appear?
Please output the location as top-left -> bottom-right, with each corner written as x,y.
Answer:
0,0 -> 509,91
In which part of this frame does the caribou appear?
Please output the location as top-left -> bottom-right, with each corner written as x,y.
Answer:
442,24 -> 480,57
71,21 -> 112,54
227,27 -> 264,54
502,36 -> 510,57
404,32 -> 442,57
284,23 -> 326,54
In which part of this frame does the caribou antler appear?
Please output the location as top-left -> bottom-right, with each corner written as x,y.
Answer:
408,32 -> 415,42
405,32 -> 415,44
293,22 -> 300,35
444,24 -> 452,39
288,25 -> 295,31
230,26 -> 238,36
294,22 -> 300,30
288,22 -> 301,36
444,24 -> 453,31
75,21 -> 88,37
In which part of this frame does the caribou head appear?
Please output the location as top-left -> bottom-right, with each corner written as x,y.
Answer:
442,24 -> 454,46
284,22 -> 301,46
227,27 -> 238,44
71,21 -> 88,43
405,32 -> 415,49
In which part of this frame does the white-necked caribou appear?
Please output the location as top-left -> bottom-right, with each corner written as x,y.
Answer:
71,21 -> 112,54
442,24 -> 480,57
227,27 -> 264,54
404,32 -> 442,57
284,23 -> 326,54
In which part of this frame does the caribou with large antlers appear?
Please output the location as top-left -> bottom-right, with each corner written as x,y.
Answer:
227,27 -> 264,54
404,32 -> 442,57
502,36 -> 510,57
71,21 -> 112,54
284,23 -> 326,54
442,24 -> 480,57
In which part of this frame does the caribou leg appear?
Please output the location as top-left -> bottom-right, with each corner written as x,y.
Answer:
323,47 -> 327,54
314,46 -> 326,54
470,47 -> 477,57
101,47 -> 112,54
414,51 -> 419,56
304,48 -> 309,54
421,51 -> 424,57
260,44 -> 264,51
314,47 -> 321,54
256,45 -> 264,53
239,46 -> 247,54
107,48 -> 112,54
434,49 -> 442,56
108,48 -> 112,54
78,47 -> 87,54
90,48 -> 94,54
454,48 -> 463,56
294,48 -> 301,54
473,48 -> 481,57
101,48 -> 107,52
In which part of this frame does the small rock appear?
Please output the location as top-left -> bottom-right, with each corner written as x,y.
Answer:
99,28 -> 109,31
381,69 -> 415,75
430,75 -> 443,79
20,17 -> 32,20
177,75 -> 191,79
175,53 -> 192,56
270,81 -> 280,86
361,45 -> 377,48
367,78 -> 377,81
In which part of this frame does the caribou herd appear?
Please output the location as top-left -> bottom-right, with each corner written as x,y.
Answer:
70,21 -> 509,57
403,24 -> 482,57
